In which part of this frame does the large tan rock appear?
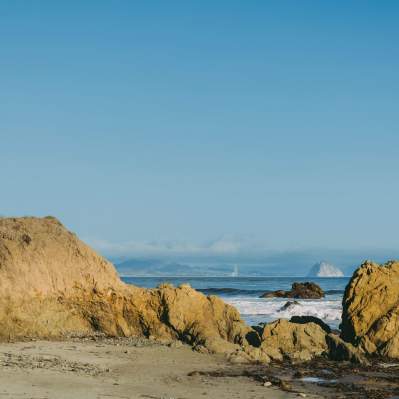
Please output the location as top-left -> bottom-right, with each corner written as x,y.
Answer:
139,284 -> 251,354
259,318 -> 328,362
341,260 -> 399,358
0,217 -> 250,357
0,216 -> 124,297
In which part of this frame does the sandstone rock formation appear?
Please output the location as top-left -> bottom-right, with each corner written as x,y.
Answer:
258,318 -> 329,362
0,216 -> 124,297
340,260 -> 399,359
0,217 -> 251,357
260,282 -> 324,299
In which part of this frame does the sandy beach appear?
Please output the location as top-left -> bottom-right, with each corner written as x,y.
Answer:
1,337 -> 399,399
0,338 -> 304,399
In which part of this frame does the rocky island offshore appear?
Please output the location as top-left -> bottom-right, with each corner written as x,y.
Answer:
260,282 -> 325,299
307,261 -> 344,277
0,216 -> 399,398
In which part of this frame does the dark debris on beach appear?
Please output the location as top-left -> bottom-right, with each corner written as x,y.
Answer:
187,357 -> 399,399
60,335 -> 399,398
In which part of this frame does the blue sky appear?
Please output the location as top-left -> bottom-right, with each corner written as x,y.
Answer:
1,1 -> 398,261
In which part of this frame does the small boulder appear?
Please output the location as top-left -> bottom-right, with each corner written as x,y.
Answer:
279,301 -> 301,311
227,350 -> 252,364
259,318 -> 328,362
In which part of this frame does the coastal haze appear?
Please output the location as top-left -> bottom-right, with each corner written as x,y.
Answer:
114,255 -> 354,277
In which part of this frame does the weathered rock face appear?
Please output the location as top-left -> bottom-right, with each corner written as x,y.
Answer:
0,217 -> 251,357
340,260 -> 399,359
259,318 -> 329,362
0,216 -> 124,297
260,282 -> 324,299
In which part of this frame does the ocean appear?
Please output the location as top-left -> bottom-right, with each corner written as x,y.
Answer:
122,276 -> 349,330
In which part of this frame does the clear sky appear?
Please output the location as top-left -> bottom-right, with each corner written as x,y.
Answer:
1,1 -> 398,260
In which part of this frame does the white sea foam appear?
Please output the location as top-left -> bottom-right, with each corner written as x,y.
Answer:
224,296 -> 342,329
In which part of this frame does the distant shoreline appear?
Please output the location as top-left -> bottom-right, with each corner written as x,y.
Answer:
120,275 -> 350,278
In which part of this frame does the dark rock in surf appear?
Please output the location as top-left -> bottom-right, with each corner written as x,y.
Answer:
279,301 -> 301,311
260,282 -> 324,299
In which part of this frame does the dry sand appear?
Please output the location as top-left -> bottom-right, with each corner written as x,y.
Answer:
0,338 -> 308,399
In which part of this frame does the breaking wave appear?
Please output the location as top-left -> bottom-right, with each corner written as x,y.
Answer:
224,296 -> 343,329
198,287 -> 344,296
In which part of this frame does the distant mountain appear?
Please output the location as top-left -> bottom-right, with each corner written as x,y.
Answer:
307,261 -> 344,277
115,258 -> 283,277
115,257 -> 349,277
115,258 -> 239,277
116,259 -> 191,276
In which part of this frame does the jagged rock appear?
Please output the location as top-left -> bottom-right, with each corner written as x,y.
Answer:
326,334 -> 369,365
259,318 -> 328,362
260,282 -> 324,299
0,217 -> 251,357
340,260 -> 399,359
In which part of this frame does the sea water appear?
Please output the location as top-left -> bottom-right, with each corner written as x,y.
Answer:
122,276 -> 349,330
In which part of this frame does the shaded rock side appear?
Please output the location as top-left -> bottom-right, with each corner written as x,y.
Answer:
289,315 -> 331,334
326,334 -> 369,365
260,282 -> 324,299
340,260 -> 399,358
0,217 -> 251,357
